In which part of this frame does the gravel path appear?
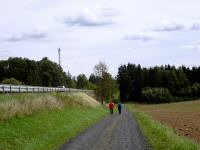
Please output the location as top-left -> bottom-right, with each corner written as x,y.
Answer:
59,106 -> 151,150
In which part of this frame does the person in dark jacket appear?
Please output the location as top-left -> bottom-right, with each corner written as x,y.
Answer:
117,102 -> 122,114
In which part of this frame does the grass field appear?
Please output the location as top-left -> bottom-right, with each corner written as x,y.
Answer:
129,101 -> 200,150
0,93 -> 44,103
0,92 -> 107,150
0,92 -> 100,121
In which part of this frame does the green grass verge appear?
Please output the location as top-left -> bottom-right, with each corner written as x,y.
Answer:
0,106 -> 107,150
129,105 -> 199,150
0,93 -> 44,103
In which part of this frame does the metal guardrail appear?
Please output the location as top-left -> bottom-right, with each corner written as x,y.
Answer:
0,84 -> 93,94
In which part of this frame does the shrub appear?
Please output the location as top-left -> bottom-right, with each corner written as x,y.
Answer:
141,87 -> 172,103
1,78 -> 23,85
191,83 -> 200,97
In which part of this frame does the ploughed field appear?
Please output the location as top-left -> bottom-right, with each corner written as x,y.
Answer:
135,100 -> 200,144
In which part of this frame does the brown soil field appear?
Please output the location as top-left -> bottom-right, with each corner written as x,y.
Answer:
135,100 -> 200,144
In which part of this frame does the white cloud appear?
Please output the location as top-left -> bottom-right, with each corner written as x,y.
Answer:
1,25 -> 49,42
60,6 -> 117,27
153,20 -> 185,32
153,20 -> 200,32
181,39 -> 200,50
190,22 -> 200,30
123,32 -> 157,42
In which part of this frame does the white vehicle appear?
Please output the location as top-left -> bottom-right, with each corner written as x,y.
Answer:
57,85 -> 66,88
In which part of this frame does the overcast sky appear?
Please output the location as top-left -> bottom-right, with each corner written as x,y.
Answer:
0,0 -> 200,77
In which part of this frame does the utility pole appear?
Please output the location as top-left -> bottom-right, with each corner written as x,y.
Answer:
58,48 -> 61,67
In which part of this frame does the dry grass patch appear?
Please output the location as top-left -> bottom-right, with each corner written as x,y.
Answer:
70,92 -> 100,107
54,92 -> 100,107
0,95 -> 64,120
0,92 -> 100,121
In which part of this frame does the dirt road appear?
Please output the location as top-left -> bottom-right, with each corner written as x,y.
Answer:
59,107 -> 151,150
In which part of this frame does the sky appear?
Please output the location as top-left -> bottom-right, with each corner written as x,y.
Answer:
0,0 -> 200,77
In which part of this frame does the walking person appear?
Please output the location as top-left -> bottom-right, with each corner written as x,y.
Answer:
108,100 -> 115,114
117,102 -> 122,114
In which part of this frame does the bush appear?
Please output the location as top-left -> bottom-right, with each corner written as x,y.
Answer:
141,87 -> 172,103
87,82 -> 97,90
1,78 -> 23,85
191,83 -> 200,97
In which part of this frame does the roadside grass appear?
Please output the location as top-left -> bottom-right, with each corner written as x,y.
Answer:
0,92 -> 107,150
0,106 -> 107,150
55,92 -> 100,107
0,95 -> 64,120
0,93 -> 43,103
0,92 -> 100,121
129,105 -> 199,150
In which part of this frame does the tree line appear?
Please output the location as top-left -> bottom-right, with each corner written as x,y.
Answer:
0,57 -> 118,103
0,57 -> 75,87
117,63 -> 200,103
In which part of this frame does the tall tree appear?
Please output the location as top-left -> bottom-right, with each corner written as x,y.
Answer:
94,61 -> 108,78
89,73 -> 101,85
76,74 -> 88,89
93,62 -> 113,104
64,71 -> 76,88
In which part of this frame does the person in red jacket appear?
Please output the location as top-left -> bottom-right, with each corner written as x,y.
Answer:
109,100 -> 115,114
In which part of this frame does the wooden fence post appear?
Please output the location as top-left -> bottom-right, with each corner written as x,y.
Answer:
2,85 -> 4,93
10,85 -> 12,93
